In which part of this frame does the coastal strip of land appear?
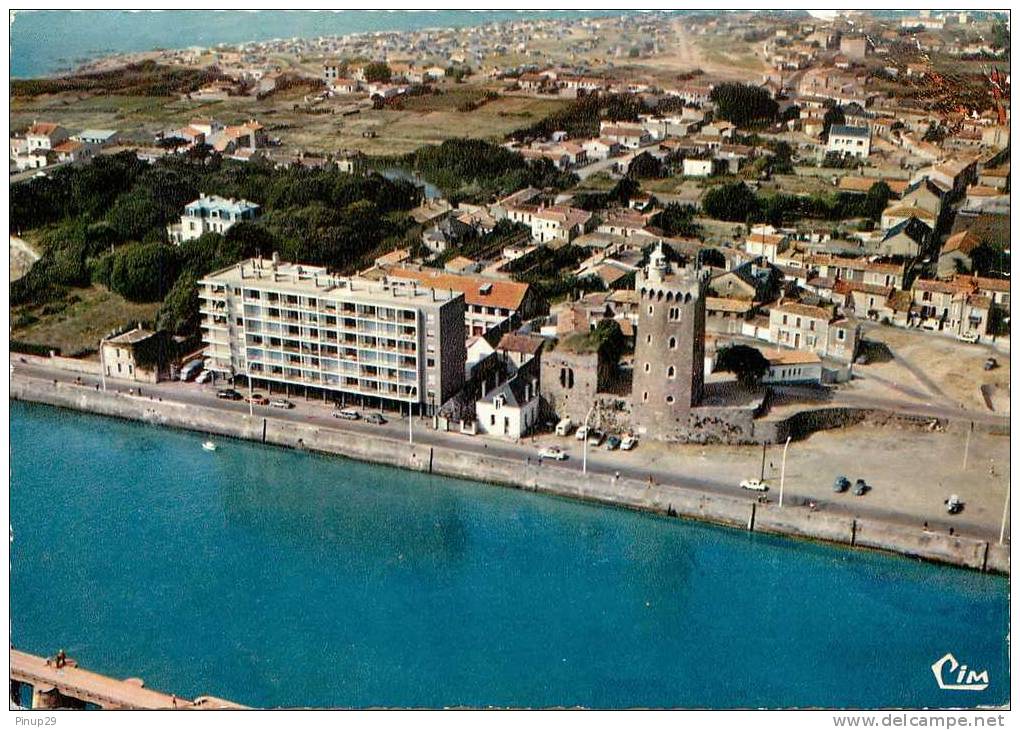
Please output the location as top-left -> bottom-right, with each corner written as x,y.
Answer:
11,364 -> 1009,576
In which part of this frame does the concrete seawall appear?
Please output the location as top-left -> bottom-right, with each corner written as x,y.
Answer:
12,376 -> 1009,576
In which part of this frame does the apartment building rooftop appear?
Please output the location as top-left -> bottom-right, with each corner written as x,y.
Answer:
200,257 -> 463,306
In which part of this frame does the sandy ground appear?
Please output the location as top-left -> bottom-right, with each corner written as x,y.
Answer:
10,236 -> 40,281
856,324 -> 1010,413
530,420 -> 1009,538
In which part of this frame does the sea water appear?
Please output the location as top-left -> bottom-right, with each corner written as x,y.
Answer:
10,402 -> 1009,708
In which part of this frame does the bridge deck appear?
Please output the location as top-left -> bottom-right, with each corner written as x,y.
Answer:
10,649 -> 244,709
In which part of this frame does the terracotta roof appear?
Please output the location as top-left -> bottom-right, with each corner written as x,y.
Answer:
773,302 -> 835,320
885,290 -> 913,312
942,231 -> 983,255
387,268 -> 531,311
497,332 -> 545,356
706,297 -> 755,313
759,348 -> 821,366
27,122 -> 61,136
882,204 -> 935,222
957,275 -> 1010,292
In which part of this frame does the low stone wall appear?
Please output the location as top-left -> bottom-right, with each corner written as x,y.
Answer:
12,376 -> 1008,576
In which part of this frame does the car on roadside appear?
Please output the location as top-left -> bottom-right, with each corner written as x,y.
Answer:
245,393 -> 269,406
538,446 -> 568,461
620,435 -> 637,451
575,426 -> 589,441
269,398 -> 294,409
740,478 -> 769,492
587,430 -> 605,447
957,331 -> 980,344
833,475 -> 850,493
984,357 -> 998,371
195,370 -> 213,384
853,478 -> 869,496
216,389 -> 243,401
365,413 -> 387,425
604,435 -> 622,451
333,408 -> 360,421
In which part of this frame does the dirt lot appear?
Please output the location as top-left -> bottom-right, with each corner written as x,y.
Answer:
530,419 -> 1009,539
856,324 -> 1010,413
12,286 -> 161,356
11,83 -> 570,156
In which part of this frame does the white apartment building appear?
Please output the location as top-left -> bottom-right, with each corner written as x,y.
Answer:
167,194 -> 260,244
198,257 -> 466,413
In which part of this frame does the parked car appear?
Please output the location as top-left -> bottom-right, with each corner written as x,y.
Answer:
555,417 -> 574,436
195,370 -> 213,384
853,478 -> 869,496
575,426 -> 589,441
957,331 -> 980,344
587,430 -> 605,447
365,413 -> 387,425
179,359 -> 204,382
945,494 -> 963,514
245,393 -> 269,406
833,475 -> 850,493
604,435 -> 622,451
740,479 -> 769,492
620,435 -> 638,451
984,357 -> 998,371
538,446 -> 568,461
333,408 -> 360,420
269,398 -> 294,409
216,389 -> 243,401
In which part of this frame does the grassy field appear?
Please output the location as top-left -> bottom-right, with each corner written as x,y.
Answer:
12,286 -> 161,356
11,82 -> 572,155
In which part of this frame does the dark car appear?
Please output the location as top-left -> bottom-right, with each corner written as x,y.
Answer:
833,475 -> 850,493
365,413 -> 387,425
245,393 -> 269,406
984,357 -> 998,371
853,478 -> 869,496
216,389 -> 243,401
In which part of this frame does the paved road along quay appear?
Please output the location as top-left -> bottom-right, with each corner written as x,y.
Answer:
10,357 -> 1010,574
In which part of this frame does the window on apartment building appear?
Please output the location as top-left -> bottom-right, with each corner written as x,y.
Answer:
427,358 -> 435,368
795,317 -> 801,327
808,321 -> 815,331
782,314 -> 788,325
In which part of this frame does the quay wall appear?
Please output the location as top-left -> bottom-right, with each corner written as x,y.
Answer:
11,376 -> 1008,576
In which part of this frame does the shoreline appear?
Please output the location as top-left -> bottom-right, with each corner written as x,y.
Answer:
11,371 -> 1009,576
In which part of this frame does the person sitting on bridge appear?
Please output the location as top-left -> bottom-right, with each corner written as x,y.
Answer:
55,649 -> 67,668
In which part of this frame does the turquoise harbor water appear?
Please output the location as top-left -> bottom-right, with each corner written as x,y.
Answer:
10,9 -> 628,78
10,402 -> 1009,708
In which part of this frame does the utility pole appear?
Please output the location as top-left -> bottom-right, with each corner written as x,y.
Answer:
779,436 -> 792,508
247,369 -> 254,418
759,442 -> 767,481
408,401 -> 413,445
962,421 -> 973,470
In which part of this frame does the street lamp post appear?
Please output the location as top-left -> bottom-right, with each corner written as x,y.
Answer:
408,401 -> 414,445
779,436 -> 792,508
582,404 -> 596,475
999,479 -> 1010,545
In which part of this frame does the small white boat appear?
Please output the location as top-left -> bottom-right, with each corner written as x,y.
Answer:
202,441 -> 218,452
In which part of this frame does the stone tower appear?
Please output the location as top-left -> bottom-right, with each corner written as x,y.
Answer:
631,242 -> 709,439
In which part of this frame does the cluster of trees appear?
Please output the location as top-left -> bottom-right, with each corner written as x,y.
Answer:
13,152 -> 423,337
509,93 -> 645,141
650,203 -> 701,238
572,177 -> 640,211
12,60 -> 224,98
709,83 -> 778,127
398,138 -> 576,199
363,61 -> 392,84
701,181 -> 891,227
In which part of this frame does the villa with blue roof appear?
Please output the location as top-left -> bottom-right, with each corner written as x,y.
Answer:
167,193 -> 260,244
826,124 -> 871,159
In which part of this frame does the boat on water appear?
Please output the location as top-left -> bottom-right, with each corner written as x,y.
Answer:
202,441 -> 218,452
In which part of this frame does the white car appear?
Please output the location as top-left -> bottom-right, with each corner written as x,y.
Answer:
195,370 -> 213,384
575,426 -> 589,441
740,479 -> 769,492
621,436 -> 637,451
956,331 -> 980,344
538,446 -> 568,461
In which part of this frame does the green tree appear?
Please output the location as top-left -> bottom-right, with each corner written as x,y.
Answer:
157,273 -> 200,336
109,242 -> 180,302
709,83 -> 778,127
701,182 -> 761,222
822,105 -> 845,139
650,203 -> 701,237
715,345 -> 769,386
363,61 -> 392,83
628,151 -> 663,179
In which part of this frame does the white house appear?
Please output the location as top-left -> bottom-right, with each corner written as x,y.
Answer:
682,157 -> 717,178
166,193 -> 260,244
474,370 -> 541,440
827,125 -> 871,158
